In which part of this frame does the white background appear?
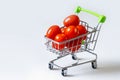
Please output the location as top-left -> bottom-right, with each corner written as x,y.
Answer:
0,0 -> 120,80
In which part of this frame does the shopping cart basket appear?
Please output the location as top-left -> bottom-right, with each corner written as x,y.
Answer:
45,6 -> 106,76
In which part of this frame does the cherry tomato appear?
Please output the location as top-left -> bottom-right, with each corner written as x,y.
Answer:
64,25 -> 79,39
66,38 -> 82,52
63,14 -> 80,27
52,34 -> 67,50
66,39 -> 79,48
69,45 -> 81,53
61,27 -> 66,34
65,25 -> 80,49
77,25 -> 87,40
46,25 -> 61,40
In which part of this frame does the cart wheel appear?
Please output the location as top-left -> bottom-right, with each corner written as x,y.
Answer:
49,62 -> 53,70
72,55 -> 77,60
91,60 -> 97,69
61,68 -> 67,76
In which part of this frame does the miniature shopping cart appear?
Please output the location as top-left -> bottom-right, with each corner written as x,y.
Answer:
45,6 -> 106,76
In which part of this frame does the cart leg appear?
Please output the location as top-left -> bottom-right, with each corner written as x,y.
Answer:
48,62 -> 54,70
61,68 -> 67,76
48,53 -> 69,70
91,60 -> 97,69
85,50 -> 97,69
72,54 -> 77,60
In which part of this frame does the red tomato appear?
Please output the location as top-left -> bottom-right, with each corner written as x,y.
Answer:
66,39 -> 80,48
66,38 -> 82,52
64,25 -> 79,39
63,14 -> 80,27
46,25 -> 61,40
65,25 -> 80,49
52,34 -> 67,50
77,25 -> 87,40
61,27 -> 66,34
69,45 -> 81,53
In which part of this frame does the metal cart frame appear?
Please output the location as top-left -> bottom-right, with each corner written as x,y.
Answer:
45,6 -> 106,76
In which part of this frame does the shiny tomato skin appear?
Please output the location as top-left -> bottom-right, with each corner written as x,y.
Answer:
65,25 -> 80,49
77,25 -> 87,40
64,25 -> 79,39
61,27 -> 67,34
77,25 -> 87,35
52,34 -> 67,50
63,14 -> 80,27
46,25 -> 61,40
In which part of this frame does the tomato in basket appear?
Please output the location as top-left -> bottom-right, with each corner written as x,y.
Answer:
77,25 -> 88,40
63,14 -> 80,27
46,25 -> 61,40
66,39 -> 79,48
61,27 -> 67,34
52,33 -> 67,50
69,45 -> 81,53
66,38 -> 82,52
64,25 -> 80,48
64,25 -> 79,39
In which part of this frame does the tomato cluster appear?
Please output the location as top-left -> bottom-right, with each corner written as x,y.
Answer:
46,14 -> 87,52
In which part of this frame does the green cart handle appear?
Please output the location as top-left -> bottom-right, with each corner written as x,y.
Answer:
74,6 -> 106,23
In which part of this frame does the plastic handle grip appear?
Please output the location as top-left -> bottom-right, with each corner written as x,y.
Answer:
74,6 -> 106,23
